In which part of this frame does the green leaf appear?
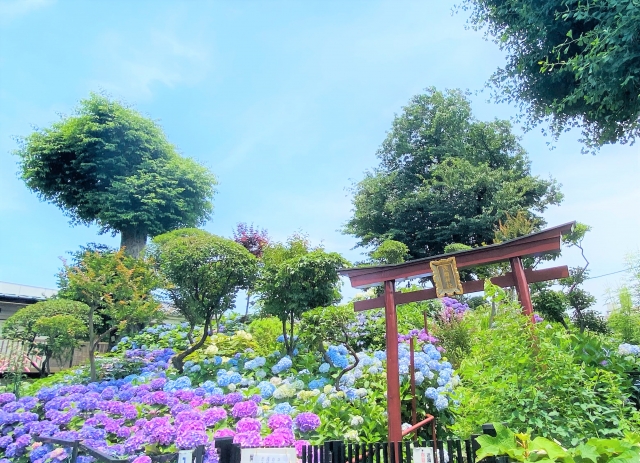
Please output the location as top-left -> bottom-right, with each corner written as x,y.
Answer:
475,423 -> 516,461
570,443 -> 599,463
530,437 -> 568,461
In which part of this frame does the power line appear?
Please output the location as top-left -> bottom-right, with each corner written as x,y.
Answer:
585,269 -> 628,280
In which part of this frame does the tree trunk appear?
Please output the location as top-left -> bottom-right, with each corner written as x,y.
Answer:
172,314 -> 212,372
88,306 -> 97,382
244,291 -> 252,318
120,227 -> 148,258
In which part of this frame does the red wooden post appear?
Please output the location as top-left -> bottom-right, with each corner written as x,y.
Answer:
384,279 -> 403,444
409,337 -> 417,427
509,256 -> 533,316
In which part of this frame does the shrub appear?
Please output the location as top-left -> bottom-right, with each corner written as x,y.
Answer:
248,317 -> 283,356
450,296 -> 640,446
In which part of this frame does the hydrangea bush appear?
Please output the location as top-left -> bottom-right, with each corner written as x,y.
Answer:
0,312 -> 462,462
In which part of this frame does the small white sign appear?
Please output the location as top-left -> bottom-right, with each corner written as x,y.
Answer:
241,447 -> 297,463
178,450 -> 194,463
413,447 -> 435,463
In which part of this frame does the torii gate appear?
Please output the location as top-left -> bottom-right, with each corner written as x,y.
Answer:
339,221 -> 575,443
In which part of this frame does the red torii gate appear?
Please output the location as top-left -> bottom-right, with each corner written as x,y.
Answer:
339,221 -> 575,444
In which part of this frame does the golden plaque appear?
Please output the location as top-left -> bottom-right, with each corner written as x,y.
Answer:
430,257 -> 463,298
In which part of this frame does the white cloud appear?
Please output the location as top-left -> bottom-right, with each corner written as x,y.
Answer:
89,28 -> 211,99
0,0 -> 54,25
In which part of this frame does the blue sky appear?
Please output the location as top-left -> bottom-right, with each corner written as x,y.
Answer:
0,0 -> 638,312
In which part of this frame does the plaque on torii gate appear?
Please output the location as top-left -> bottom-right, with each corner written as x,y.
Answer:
338,222 -> 575,444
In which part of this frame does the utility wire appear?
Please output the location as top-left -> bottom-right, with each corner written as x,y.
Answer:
584,269 -> 628,280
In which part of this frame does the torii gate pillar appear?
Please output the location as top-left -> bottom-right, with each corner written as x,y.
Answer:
383,279 -> 403,443
509,256 -> 533,316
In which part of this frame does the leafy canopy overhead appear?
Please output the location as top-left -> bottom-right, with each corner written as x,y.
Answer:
14,93 -> 217,240
257,234 -> 349,355
462,0 -> 640,150
151,228 -> 258,370
344,88 -> 563,259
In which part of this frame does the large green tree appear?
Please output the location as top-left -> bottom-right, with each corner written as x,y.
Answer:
14,94 -> 217,256
59,248 -> 162,381
151,229 -> 258,371
256,235 -> 349,356
462,0 -> 640,150
344,88 -> 562,259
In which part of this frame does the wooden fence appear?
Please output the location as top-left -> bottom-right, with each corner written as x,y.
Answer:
0,338 -> 109,373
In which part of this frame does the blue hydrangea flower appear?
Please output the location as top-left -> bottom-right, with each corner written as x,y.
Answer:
273,402 -> 294,415
271,356 -> 293,374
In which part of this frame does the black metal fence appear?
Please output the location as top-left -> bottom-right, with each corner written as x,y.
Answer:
34,434 -> 508,463
300,436 -> 510,463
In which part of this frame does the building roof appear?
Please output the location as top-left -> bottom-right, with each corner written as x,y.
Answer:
0,281 -> 57,303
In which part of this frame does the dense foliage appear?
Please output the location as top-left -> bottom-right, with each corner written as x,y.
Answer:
476,423 -> 640,462
2,300 -> 89,375
58,248 -> 162,381
13,94 -> 217,256
257,235 -> 349,355
151,229 -> 258,371
344,88 -> 563,259
450,284 -> 640,446
462,0 -> 640,150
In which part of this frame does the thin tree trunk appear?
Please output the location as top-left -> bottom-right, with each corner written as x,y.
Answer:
334,333 -> 360,391
281,318 -> 290,356
172,314 -> 212,372
289,311 -> 295,356
88,306 -> 96,382
120,227 -> 148,258
244,291 -> 252,318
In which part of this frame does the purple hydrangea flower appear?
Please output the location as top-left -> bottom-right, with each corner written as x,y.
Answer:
171,403 -> 192,416
133,457 -> 151,463
294,412 -> 321,433
150,378 -> 167,390
224,392 -> 244,405
150,426 -> 175,446
175,410 -> 203,423
116,426 -> 132,438
231,401 -> 258,419
0,393 -> 16,405
235,417 -> 261,433
214,428 -> 235,438
176,429 -> 209,449
268,414 -> 293,430
233,431 -> 261,447
262,433 -> 287,447
77,396 -> 99,411
203,407 -> 227,426
3,402 -> 20,413
206,394 -> 225,406
124,435 -> 146,453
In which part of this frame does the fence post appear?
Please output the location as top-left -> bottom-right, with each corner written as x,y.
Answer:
214,437 -> 235,463
470,434 -> 480,463
194,445 -> 205,463
70,440 -> 79,463
323,441 -> 333,463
